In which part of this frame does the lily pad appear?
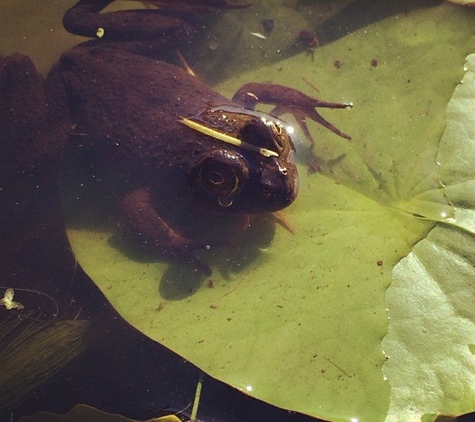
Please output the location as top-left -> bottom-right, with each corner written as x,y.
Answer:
382,53 -> 475,421
19,404 -> 181,422
445,0 -> 475,5
66,3 -> 475,422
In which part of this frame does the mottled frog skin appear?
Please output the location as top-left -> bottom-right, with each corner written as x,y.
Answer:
0,0 -> 350,272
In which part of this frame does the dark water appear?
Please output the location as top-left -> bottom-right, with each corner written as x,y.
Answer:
1,0 -> 468,421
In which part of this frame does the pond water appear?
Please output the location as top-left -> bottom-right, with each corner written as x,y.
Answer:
2,1 -> 475,422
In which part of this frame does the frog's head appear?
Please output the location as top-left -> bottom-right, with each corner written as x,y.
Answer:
183,107 -> 299,214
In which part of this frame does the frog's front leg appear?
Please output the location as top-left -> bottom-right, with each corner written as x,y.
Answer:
232,83 -> 352,148
121,188 -> 211,274
121,188 -> 198,250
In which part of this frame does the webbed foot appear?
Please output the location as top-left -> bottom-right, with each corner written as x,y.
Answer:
232,82 -> 352,148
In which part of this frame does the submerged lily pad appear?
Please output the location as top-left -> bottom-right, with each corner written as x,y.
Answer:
66,3 -> 475,422
445,0 -> 475,5
19,404 -> 181,422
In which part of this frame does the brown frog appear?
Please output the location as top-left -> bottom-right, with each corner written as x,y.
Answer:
0,0 -> 350,273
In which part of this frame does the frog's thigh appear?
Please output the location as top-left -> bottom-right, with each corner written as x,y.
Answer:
121,188 -> 193,250
0,54 -> 46,164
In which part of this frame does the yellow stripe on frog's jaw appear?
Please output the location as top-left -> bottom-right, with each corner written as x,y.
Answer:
179,117 -> 279,158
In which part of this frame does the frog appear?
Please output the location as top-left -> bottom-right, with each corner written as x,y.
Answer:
0,0 -> 351,274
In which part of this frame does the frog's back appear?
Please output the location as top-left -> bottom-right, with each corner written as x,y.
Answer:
57,47 -> 234,178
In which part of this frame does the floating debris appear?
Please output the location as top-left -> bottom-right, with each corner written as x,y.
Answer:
250,32 -> 267,40
0,288 -> 24,310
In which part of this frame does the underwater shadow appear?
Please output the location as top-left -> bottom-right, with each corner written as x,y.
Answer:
108,214 -> 277,301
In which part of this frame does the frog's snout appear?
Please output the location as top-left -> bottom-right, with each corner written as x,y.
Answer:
188,148 -> 299,214
259,159 -> 299,211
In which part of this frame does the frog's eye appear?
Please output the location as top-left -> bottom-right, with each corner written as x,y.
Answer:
201,161 -> 239,192
239,120 -> 276,152
265,120 -> 288,151
189,150 -> 249,205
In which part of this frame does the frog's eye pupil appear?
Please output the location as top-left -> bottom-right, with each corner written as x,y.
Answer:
201,166 -> 239,193
209,171 -> 225,185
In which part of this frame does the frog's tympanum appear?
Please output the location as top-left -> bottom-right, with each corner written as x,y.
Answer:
0,0 -> 350,273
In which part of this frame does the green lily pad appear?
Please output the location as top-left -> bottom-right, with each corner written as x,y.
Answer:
382,52 -> 475,421
66,3 -> 475,422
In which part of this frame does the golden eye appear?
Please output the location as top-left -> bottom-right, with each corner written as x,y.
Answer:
200,162 -> 239,193
268,121 -> 287,151
188,149 -> 249,204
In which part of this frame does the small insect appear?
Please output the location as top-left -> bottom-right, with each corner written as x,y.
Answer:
0,288 -> 24,310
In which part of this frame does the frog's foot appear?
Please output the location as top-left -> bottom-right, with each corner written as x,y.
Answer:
232,82 -> 352,148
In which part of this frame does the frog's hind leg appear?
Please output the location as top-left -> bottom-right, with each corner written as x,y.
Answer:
0,54 -> 69,260
0,54 -> 70,170
231,82 -> 352,172
62,0 -> 250,59
232,82 -> 352,147
62,0 -> 197,59
64,0 -> 192,42
1,54 -> 48,170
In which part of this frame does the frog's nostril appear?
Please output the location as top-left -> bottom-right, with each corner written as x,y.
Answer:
259,167 -> 298,210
